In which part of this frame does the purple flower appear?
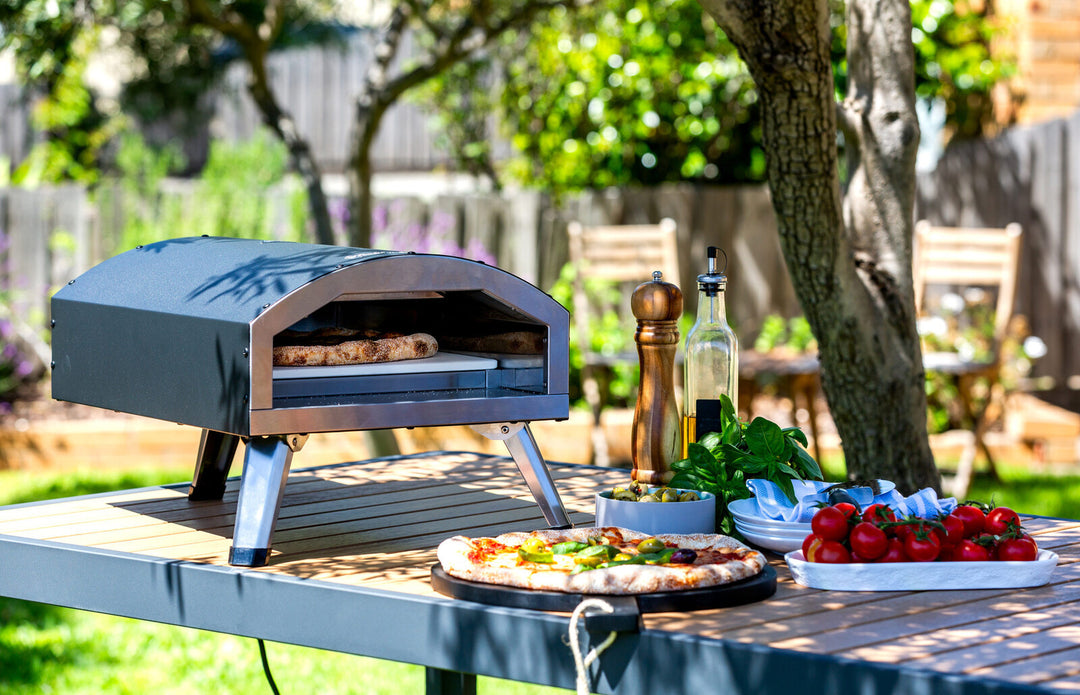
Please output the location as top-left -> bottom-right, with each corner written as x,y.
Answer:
464,238 -> 497,266
0,320 -> 11,340
2,343 -> 17,359
15,360 -> 32,377
372,205 -> 388,234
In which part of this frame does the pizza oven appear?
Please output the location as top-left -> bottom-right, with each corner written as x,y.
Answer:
51,236 -> 572,566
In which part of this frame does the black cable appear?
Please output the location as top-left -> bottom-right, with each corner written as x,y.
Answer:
257,638 -> 281,695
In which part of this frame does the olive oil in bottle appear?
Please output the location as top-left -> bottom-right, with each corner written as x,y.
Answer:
682,246 -> 738,457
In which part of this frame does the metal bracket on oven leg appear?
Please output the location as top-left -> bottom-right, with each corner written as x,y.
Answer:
471,422 -> 572,529
188,429 -> 240,501
228,434 -> 305,567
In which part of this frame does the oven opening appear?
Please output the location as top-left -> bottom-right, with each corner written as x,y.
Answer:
270,291 -> 548,406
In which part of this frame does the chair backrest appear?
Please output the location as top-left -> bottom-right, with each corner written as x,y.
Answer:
567,218 -> 680,361
912,221 -> 1023,345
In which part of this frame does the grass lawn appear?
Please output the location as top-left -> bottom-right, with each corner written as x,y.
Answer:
1,459 -> 1078,694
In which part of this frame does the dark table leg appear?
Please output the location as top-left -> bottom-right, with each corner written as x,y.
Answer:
425,667 -> 477,695
188,429 -> 240,501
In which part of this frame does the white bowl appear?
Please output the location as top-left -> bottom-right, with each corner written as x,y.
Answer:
595,488 -> 716,535
727,498 -> 811,530
734,518 -> 811,538
736,524 -> 806,553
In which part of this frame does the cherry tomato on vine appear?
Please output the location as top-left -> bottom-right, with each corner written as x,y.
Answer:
985,507 -> 1022,536
939,514 -> 966,547
953,539 -> 990,562
811,506 -> 851,542
861,503 -> 896,526
904,531 -> 941,562
810,540 -> 851,564
802,533 -> 822,558
849,521 -> 888,560
833,502 -> 860,522
997,536 -> 1038,562
876,537 -> 907,563
951,505 -> 986,537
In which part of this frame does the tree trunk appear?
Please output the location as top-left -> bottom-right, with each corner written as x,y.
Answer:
700,0 -> 940,493
246,53 -> 336,246
347,102 -> 381,248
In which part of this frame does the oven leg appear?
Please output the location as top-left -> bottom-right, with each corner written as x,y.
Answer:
228,435 -> 296,567
472,422 -> 572,529
188,430 -> 240,501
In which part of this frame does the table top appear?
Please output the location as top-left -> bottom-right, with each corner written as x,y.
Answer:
0,451 -> 1077,695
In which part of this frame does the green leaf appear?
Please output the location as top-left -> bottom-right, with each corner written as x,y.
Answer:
773,475 -> 798,505
792,446 -> 824,481
782,426 -> 809,448
745,417 -> 788,460
698,431 -> 723,451
739,459 -> 769,474
776,462 -> 801,479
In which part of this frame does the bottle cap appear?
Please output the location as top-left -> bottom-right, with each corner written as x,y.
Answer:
698,246 -> 728,290
631,270 -> 683,322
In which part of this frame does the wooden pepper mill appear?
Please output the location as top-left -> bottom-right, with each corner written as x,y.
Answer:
630,270 -> 683,485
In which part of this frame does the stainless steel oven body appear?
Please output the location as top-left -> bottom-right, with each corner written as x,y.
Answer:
52,237 -> 572,565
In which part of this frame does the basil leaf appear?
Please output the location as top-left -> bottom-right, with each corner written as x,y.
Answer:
792,446 -> 823,480
745,417 -> 787,460
698,431 -> 723,451
782,426 -> 809,448
772,475 -> 798,505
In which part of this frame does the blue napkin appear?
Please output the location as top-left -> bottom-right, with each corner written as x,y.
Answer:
743,479 -> 957,523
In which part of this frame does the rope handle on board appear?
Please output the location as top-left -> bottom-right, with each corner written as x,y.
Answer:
566,598 -> 619,695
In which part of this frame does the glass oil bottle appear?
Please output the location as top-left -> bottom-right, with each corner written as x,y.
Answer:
682,246 -> 738,456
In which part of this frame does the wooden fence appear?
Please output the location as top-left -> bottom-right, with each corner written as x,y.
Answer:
3,108 -> 1079,391
916,108 -> 1080,391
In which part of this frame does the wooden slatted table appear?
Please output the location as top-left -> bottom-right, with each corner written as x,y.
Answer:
0,451 -> 1078,694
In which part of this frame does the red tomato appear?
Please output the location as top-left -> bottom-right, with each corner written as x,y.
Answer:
811,506 -> 851,542
849,521 -> 888,560
833,502 -> 860,522
861,503 -> 897,526
937,544 -> 958,561
810,540 -> 851,564
997,537 -> 1038,562
939,514 -> 966,547
985,507 -> 1022,536
951,505 -> 986,537
876,537 -> 907,562
953,539 -> 990,562
904,532 -> 941,562
803,535 -> 825,561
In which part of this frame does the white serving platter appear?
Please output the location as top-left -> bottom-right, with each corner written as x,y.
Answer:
273,351 -> 498,379
784,549 -> 1059,591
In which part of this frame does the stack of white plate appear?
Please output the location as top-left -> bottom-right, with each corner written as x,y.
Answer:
728,498 -> 812,553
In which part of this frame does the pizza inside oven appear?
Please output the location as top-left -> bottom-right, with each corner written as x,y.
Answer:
272,327 -> 438,367
437,527 -> 767,595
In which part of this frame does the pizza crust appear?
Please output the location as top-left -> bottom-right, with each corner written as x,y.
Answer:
437,526 -> 766,595
273,332 -> 438,366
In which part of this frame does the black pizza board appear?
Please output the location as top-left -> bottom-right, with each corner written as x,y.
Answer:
430,564 -> 777,633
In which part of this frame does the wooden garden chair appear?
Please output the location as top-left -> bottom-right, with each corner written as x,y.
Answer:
567,218 -> 679,467
913,220 -> 1023,498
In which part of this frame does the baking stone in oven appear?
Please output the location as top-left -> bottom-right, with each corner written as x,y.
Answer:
272,351 -> 498,379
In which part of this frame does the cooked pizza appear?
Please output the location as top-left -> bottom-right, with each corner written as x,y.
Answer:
273,328 -> 438,366
436,526 -> 767,595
